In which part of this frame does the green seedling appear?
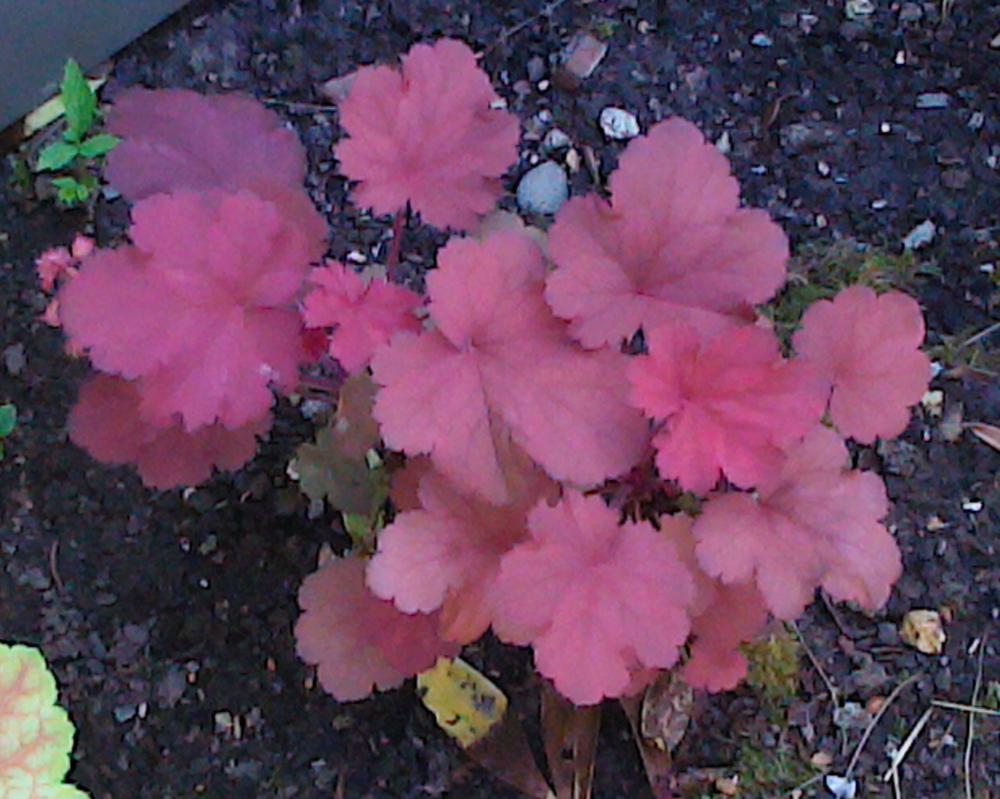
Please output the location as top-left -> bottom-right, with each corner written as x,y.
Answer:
33,59 -> 118,207
0,403 -> 16,459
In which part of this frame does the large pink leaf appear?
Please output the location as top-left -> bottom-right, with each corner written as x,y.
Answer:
372,231 -> 648,503
69,375 -> 268,489
545,118 -> 787,348
59,188 -> 325,430
105,88 -> 307,201
302,261 -> 422,373
693,426 -> 901,619
792,285 -> 930,443
336,39 -> 519,231
628,321 -> 827,494
492,492 -> 694,705
295,555 -> 457,702
367,443 -> 556,644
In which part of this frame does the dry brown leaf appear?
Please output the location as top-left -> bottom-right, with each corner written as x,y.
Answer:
966,422 -> 1000,453
620,694 -> 675,798
640,671 -> 693,753
541,683 -> 600,799
466,709 -> 555,799
900,609 -> 946,655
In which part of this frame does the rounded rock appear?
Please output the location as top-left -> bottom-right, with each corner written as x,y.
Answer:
516,161 -> 569,215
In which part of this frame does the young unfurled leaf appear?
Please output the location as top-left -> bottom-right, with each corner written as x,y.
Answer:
61,59 -> 96,143
290,422 -> 385,515
541,682 -> 600,799
0,642 -> 90,799
302,262 -> 422,374
76,133 -> 119,159
417,657 -> 508,748
36,141 -> 79,172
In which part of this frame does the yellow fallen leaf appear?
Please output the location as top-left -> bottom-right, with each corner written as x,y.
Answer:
900,609 -> 946,655
24,78 -> 106,137
417,657 -> 507,748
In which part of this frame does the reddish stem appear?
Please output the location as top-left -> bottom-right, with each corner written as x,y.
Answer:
386,207 -> 405,280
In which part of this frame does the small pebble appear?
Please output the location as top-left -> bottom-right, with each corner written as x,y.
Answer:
968,111 -> 985,130
903,219 -> 936,250
845,0 -> 875,20
542,128 -> 571,152
751,32 -> 773,47
599,107 -> 640,140
715,131 -> 732,154
816,160 -> 831,177
916,92 -> 950,110
516,161 -> 569,215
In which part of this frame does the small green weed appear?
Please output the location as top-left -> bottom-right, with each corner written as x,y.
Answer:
766,238 -> 933,339
33,59 -> 117,207
0,403 -> 16,459
744,627 -> 802,710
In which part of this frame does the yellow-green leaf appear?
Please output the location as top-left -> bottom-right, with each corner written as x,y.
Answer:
417,657 -> 508,748
0,643 -> 90,798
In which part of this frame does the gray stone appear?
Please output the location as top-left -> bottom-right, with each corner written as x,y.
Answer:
542,127 -> 571,153
599,107 -> 640,140
903,219 -> 937,250
916,92 -> 950,109
751,32 -> 773,47
516,161 -> 569,215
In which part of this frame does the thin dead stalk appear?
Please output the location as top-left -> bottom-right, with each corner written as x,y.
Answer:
845,673 -> 921,779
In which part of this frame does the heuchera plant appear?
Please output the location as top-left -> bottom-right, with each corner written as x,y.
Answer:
49,39 -> 931,709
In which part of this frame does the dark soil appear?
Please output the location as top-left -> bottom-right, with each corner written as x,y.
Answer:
2,2 -> 999,798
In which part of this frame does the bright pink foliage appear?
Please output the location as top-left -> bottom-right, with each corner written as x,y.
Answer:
371,231 -> 648,504
59,188 -> 325,430
105,88 -> 307,201
295,555 -> 458,702
367,443 -> 556,644
302,261 -> 422,373
694,426 -> 901,619
336,39 -> 519,231
628,321 -> 827,494
491,492 -> 693,705
545,118 -> 788,348
658,515 -> 769,692
793,286 -> 930,444
69,375 -> 268,489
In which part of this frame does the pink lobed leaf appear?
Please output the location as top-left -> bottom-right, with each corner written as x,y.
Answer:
693,425 -> 902,619
105,88 -> 307,201
336,39 -> 519,231
295,555 -> 457,702
792,285 -> 931,444
69,375 -> 269,489
367,442 -> 557,644
302,261 -> 422,373
372,230 -> 648,503
491,492 -> 694,705
545,118 -> 788,348
59,188 -> 325,430
628,321 -> 827,494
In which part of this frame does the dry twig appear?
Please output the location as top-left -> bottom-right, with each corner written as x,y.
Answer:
964,635 -> 987,799
845,673 -> 921,779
